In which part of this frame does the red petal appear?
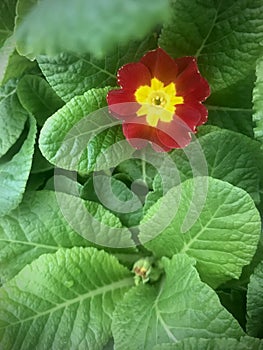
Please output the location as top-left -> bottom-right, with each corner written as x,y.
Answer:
183,100 -> 208,125
107,89 -> 139,117
140,48 -> 178,86
156,118 -> 192,149
122,123 -> 171,152
175,103 -> 202,131
175,57 -> 210,101
117,62 -> 151,91
122,123 -> 152,149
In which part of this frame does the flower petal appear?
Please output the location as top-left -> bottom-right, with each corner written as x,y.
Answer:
123,123 -> 171,152
175,57 -> 210,101
118,62 -> 151,91
107,89 -> 139,117
183,100 -> 208,125
140,48 -> 178,86
175,103 -> 202,131
156,117 -> 192,149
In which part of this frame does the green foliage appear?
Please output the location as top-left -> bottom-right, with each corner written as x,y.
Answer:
253,57 -> 263,145
0,0 -> 262,347
15,0 -> 169,58
153,336 -> 263,350
159,0 -> 263,93
37,35 -> 157,102
141,177 -> 261,288
0,247 -> 133,350
112,254 -> 243,350
17,74 -> 64,126
247,261 -> 263,338
0,115 -> 36,216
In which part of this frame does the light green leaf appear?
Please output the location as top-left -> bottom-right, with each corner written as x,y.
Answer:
0,0 -> 17,48
140,177 -> 261,288
0,115 -> 37,216
17,74 -> 64,126
253,57 -> 263,145
0,79 -> 28,157
159,0 -> 263,93
0,247 -> 133,350
0,190 -> 134,282
112,254 -> 243,350
153,336 -> 263,350
39,87 -> 134,174
15,0 -> 168,58
247,260 -> 263,338
37,34 -> 157,102
169,129 -> 262,203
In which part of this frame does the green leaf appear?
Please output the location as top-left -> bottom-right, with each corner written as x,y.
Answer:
247,260 -> 263,338
17,74 -> 64,126
0,247 -> 133,350
15,0 -> 168,58
253,57 -> 263,145
37,34 -> 157,102
205,72 -> 255,138
39,87 -> 135,174
0,115 -> 37,216
153,336 -> 263,350
0,36 -> 38,86
82,175 -> 143,227
112,254 -> 243,350
169,129 -> 262,203
159,0 -> 263,93
0,0 -> 17,48
0,79 -> 28,157
0,190 -> 134,282
140,177 -> 261,288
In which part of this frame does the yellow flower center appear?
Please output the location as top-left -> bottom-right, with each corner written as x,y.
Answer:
134,77 -> 184,127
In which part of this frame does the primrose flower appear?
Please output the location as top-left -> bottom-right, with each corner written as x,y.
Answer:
107,48 -> 210,152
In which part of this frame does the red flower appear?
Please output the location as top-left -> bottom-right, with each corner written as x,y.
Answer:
107,48 -> 210,152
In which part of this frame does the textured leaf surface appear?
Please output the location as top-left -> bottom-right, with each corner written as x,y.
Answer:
15,0 -> 167,58
247,261 -> 263,338
17,74 -> 64,126
0,190 -> 133,282
112,254 -> 243,350
0,247 -> 133,350
0,0 -> 17,48
39,88 -> 134,174
0,80 -> 28,157
37,35 -> 157,102
253,57 -> 263,145
170,129 -> 261,203
140,177 -> 261,288
153,336 -> 263,350
159,0 -> 263,93
0,115 -> 36,216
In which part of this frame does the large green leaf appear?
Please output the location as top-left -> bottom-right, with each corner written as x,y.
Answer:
15,0 -> 168,58
0,79 -> 28,157
0,190 -> 134,282
17,74 -> 64,126
39,87 -> 134,174
0,247 -> 133,350
247,261 -> 263,338
0,0 -> 17,48
153,336 -> 263,350
0,115 -> 37,216
37,35 -> 157,102
140,177 -> 261,288
169,129 -> 262,203
159,0 -> 263,93
253,57 -> 263,145
112,254 -> 243,350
